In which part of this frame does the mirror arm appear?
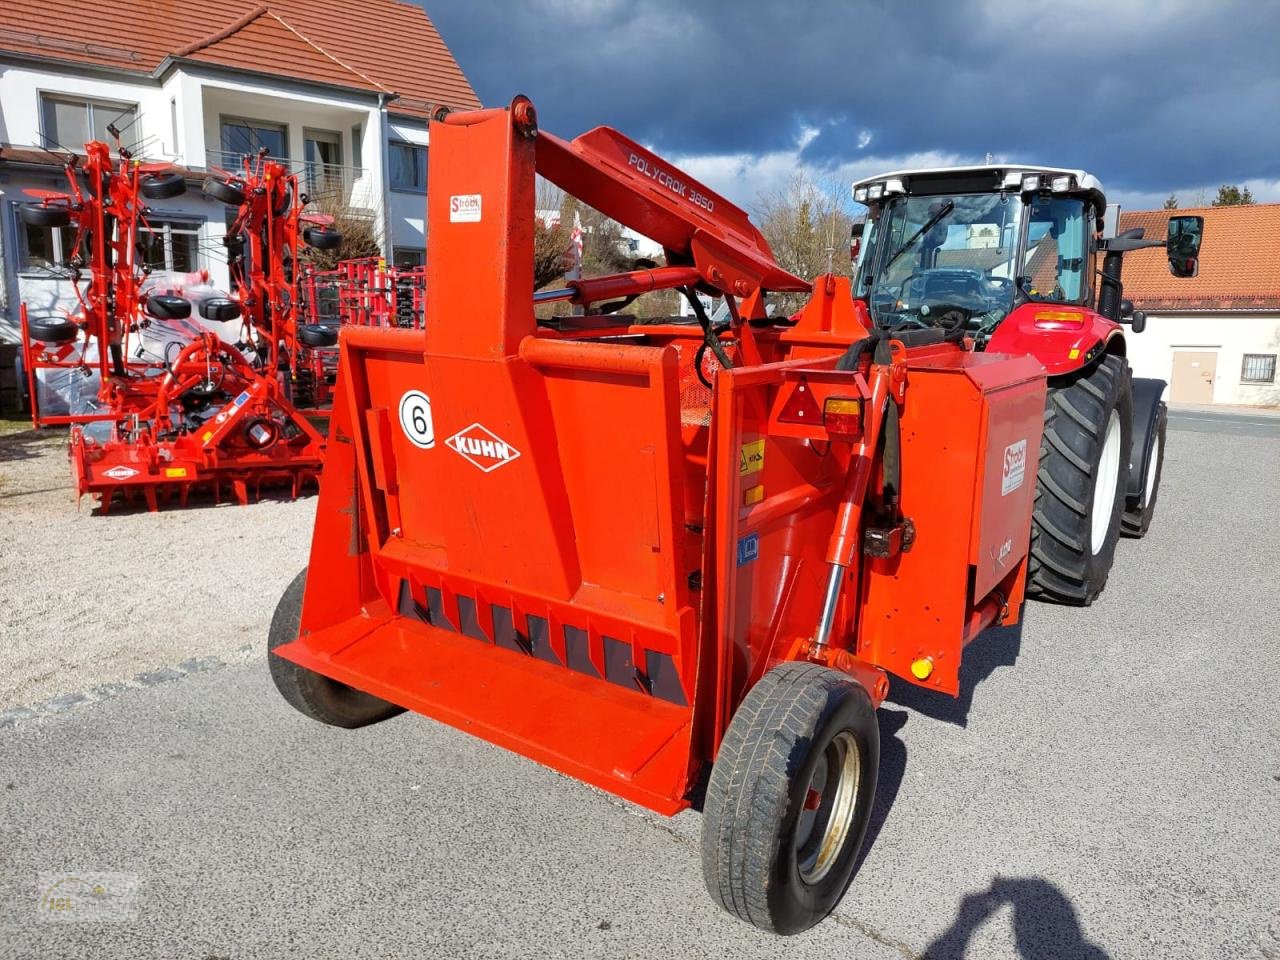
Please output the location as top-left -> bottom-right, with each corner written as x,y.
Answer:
1100,237 -> 1166,253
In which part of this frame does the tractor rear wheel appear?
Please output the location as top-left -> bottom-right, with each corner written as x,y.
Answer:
1122,401 -> 1167,538
1028,353 -> 1132,605
268,568 -> 404,728
701,662 -> 879,935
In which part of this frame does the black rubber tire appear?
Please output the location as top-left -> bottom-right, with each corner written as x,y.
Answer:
199,298 -> 242,323
140,172 -> 186,200
298,324 -> 339,347
27,316 -> 78,344
268,568 -> 405,729
701,662 -> 879,935
1028,353 -> 1133,605
1122,402 -> 1167,538
19,203 -> 71,228
203,177 -> 245,206
144,294 -> 192,320
302,226 -> 343,251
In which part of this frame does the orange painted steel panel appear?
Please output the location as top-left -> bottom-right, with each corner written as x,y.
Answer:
279,98 -> 1055,820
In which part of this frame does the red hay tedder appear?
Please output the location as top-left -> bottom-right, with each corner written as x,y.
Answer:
266,97 -> 1204,932
18,139 -> 345,511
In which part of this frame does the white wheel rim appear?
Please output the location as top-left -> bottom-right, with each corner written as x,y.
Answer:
1143,431 -> 1160,506
1091,411 -> 1122,555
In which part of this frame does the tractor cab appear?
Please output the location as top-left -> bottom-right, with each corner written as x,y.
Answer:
851,165 -> 1107,344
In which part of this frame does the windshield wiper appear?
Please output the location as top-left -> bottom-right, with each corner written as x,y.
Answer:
878,200 -> 956,277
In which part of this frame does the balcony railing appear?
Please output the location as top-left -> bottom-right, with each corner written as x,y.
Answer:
203,150 -> 378,213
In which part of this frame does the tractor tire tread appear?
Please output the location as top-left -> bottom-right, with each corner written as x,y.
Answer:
1027,354 -> 1131,606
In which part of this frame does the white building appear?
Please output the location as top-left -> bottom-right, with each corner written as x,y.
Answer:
1119,204 -> 1280,407
0,0 -> 479,344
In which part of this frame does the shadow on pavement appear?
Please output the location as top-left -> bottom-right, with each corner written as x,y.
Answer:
855,708 -> 908,873
885,614 -> 1027,727
923,876 -> 1111,959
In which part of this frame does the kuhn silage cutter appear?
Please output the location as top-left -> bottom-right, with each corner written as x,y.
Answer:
268,97 -> 1201,933
17,138 -> 342,510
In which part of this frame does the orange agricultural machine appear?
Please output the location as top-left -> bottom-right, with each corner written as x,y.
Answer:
17,138 -> 340,510
268,97 -> 1199,933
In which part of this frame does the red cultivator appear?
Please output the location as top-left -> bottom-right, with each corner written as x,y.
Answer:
18,139 -> 340,511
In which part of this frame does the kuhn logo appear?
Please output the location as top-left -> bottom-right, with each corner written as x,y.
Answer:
102,465 -> 139,481
1001,439 -> 1028,496
446,423 -> 520,473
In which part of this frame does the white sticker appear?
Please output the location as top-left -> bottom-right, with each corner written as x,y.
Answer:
446,423 -> 521,473
449,194 -> 482,223
1001,439 -> 1028,496
102,465 -> 139,480
398,390 -> 435,449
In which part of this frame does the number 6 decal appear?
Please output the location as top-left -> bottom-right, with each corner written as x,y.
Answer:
398,390 -> 435,449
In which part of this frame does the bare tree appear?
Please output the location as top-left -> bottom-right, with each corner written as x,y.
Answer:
534,177 -> 570,290
752,173 -> 853,310
301,199 -> 382,271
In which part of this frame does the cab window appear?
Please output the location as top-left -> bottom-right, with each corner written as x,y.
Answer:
1023,198 -> 1087,303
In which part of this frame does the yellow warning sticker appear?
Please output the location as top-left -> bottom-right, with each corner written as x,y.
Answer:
165,467 -> 188,478
739,439 -> 765,477
743,483 -> 765,506
1068,347 -> 1081,360
201,431 -> 213,444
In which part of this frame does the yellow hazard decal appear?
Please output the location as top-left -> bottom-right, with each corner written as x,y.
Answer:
201,431 -> 213,444
1068,347 -> 1081,360
739,439 -> 765,477
165,467 -> 188,478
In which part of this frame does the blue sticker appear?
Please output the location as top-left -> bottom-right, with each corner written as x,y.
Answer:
233,390 -> 251,407
737,533 -> 759,567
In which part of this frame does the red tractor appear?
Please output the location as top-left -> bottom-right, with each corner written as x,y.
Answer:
850,167 -> 1203,602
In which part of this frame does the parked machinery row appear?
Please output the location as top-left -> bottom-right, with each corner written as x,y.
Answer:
17,139 -> 343,510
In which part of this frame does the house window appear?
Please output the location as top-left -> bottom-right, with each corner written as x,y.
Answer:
220,118 -> 287,159
19,219 -> 80,272
139,219 -> 203,272
351,124 -> 363,170
1241,353 -> 1277,384
389,141 -> 427,192
41,94 -> 139,148
393,247 -> 425,268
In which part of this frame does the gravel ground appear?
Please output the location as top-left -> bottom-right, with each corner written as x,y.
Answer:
0,426 -> 315,711
1,413 -> 1277,959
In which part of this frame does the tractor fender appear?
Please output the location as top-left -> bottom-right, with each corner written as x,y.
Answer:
986,303 -> 1124,377
1127,377 -> 1168,503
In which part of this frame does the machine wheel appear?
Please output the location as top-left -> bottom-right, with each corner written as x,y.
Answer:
298,324 -> 339,347
27,316 -> 78,344
1028,353 -> 1132,605
1122,401 -> 1167,538
203,177 -> 245,206
268,568 -> 404,729
140,172 -> 186,200
303,226 -> 343,251
145,294 -> 192,320
701,662 -> 879,935
19,203 -> 71,228
199,298 -> 242,323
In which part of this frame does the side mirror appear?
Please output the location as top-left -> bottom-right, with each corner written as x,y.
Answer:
1130,310 -> 1146,334
1166,215 -> 1203,278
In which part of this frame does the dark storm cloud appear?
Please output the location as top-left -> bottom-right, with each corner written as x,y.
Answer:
422,0 -> 1280,197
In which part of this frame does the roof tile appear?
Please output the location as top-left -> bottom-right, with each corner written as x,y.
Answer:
0,0 -> 480,115
1117,204 -> 1280,312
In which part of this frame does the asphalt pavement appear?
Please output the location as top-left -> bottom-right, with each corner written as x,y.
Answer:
2,409 -> 1278,960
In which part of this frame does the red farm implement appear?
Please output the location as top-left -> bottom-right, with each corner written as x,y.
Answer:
17,140 -> 342,511
266,98 -> 1201,932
